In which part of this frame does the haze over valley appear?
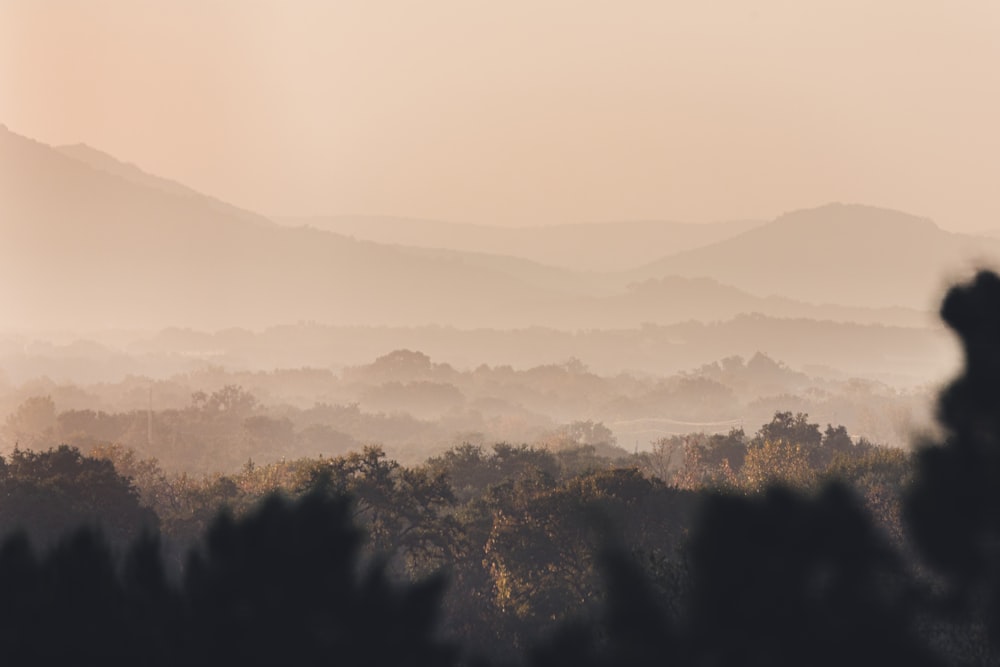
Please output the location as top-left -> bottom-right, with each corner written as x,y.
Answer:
1,119 -> 988,463
6,4 -> 1000,663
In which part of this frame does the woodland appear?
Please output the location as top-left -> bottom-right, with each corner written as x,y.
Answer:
0,272 -> 997,665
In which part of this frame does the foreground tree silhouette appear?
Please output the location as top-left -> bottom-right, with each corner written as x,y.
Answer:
183,490 -> 454,667
684,483 -> 938,667
906,270 -> 1000,650
7,272 -> 1000,666
0,487 -> 453,667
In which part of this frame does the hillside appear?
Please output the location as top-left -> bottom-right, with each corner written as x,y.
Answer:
0,128 -> 948,332
629,204 -> 1000,310
56,143 -> 277,230
590,277 -> 932,329
279,215 -> 763,272
0,126 -> 575,331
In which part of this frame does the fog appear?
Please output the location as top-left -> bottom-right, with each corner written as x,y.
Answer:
2,2 -> 1000,665
0,74 -> 983,491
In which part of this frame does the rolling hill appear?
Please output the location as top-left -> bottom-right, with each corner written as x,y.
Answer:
0,126 -> 949,332
278,214 -> 763,272
56,143 -> 277,230
0,125 -> 577,331
628,204 -> 1000,310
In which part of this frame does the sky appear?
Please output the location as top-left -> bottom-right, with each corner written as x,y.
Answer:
1,0 -> 999,230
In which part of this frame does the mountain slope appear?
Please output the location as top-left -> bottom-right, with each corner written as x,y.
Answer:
589,277 -> 932,329
0,126 -> 578,331
279,215 -> 763,272
628,204 -> 1000,309
0,128 -> 950,332
56,143 -> 276,230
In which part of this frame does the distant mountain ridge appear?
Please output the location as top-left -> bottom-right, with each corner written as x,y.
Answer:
56,143 -> 277,230
628,203 -> 1000,310
0,125 -> 574,330
279,214 -> 764,272
0,126 -> 954,332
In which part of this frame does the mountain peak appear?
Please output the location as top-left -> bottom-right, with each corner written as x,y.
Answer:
630,202 -> 991,310
773,203 -> 940,234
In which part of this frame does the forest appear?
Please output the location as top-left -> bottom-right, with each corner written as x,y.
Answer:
6,3 -> 1000,663
0,271 -> 997,665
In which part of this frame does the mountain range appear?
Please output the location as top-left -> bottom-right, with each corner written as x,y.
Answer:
626,204 -> 1000,310
2,124 -> 993,333
278,214 -> 764,273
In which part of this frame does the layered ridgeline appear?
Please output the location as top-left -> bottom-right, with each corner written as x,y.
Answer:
278,214 -> 764,272
627,203 -> 1000,311
0,126 -> 577,331
1,125 -> 991,333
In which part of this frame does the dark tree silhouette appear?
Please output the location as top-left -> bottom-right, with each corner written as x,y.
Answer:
0,487 -> 454,667
906,270 -> 1000,650
5,272 -> 1000,666
529,547 -> 678,667
183,490 -> 454,667
684,483 -> 938,667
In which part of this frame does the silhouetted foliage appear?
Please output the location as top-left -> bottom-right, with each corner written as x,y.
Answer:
907,271 -> 1000,651
684,483 -> 938,667
6,272 -> 1000,666
183,490 -> 454,667
0,487 -> 454,667
529,548 -> 678,667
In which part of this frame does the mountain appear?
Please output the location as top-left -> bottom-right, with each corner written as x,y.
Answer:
0,126 -> 576,331
628,204 -> 1000,310
0,127 -> 953,332
588,277 -> 932,329
278,215 -> 763,272
55,143 -> 276,230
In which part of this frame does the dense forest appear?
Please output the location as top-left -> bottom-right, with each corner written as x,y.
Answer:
6,3 -> 999,663
0,272 -> 998,665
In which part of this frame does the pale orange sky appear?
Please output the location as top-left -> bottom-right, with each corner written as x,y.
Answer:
2,0 -> 998,230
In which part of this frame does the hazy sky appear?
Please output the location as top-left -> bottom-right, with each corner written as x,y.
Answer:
2,1 -> 998,230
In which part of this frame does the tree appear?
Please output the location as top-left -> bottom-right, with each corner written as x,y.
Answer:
683,484 -> 938,667
906,271 -> 1000,649
0,486 -> 455,667
0,445 -> 158,553
201,385 -> 258,415
755,411 -> 821,449
183,490 -> 455,667
739,438 -> 815,494
753,416 -> 865,473
482,469 -> 693,641
3,395 -> 56,448
322,445 -> 457,578
826,446 -> 912,545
